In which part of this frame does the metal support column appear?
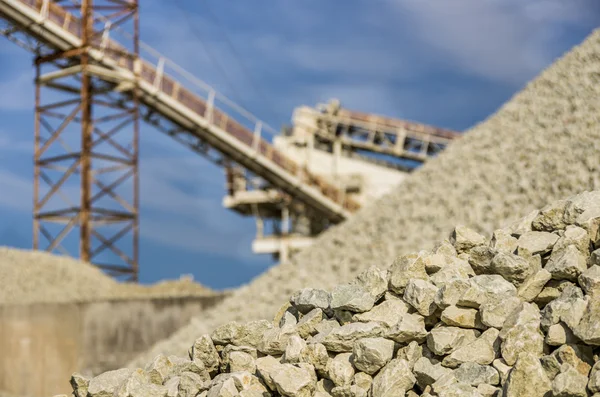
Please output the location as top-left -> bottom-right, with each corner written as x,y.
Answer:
32,0 -> 140,281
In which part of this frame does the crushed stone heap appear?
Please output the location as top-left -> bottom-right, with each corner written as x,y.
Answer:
0,247 -> 217,305
73,190 -> 600,397
132,27 -> 600,365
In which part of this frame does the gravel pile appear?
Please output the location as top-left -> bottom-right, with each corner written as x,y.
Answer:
131,28 -> 600,365
0,247 -> 216,305
73,190 -> 600,396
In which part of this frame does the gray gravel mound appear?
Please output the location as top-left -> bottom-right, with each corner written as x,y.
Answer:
0,247 -> 217,305
129,28 -> 600,367
78,190 -> 600,397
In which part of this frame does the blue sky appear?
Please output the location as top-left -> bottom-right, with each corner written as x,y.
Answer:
0,0 -> 598,289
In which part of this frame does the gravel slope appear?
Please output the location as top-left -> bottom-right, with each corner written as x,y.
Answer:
128,28 -> 600,366
0,247 -> 217,305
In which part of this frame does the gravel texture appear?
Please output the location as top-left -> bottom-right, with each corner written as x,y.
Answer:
0,247 -> 216,305
130,28 -> 600,366
76,190 -> 600,397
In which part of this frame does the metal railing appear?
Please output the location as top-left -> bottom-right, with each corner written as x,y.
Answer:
14,0 -> 361,213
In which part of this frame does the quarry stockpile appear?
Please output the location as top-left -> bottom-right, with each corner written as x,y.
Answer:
132,28 -> 600,365
73,190 -> 600,396
0,247 -> 217,305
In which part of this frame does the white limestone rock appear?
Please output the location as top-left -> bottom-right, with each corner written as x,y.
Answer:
350,337 -> 394,375
370,359 -> 416,397
441,306 -> 486,330
352,299 -> 408,328
403,278 -> 438,316
330,284 -> 375,313
442,328 -> 500,368
426,326 -> 480,356
545,245 -> 588,282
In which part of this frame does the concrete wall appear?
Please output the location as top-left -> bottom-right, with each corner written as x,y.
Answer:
0,294 -> 226,397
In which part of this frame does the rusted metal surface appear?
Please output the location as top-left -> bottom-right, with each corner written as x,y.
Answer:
337,108 -> 460,140
32,0 -> 140,281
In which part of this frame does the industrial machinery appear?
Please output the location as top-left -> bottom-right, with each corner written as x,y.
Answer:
0,0 -> 459,278
224,99 -> 459,261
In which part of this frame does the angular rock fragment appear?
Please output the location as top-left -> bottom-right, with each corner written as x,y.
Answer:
190,335 -> 221,374
300,342 -> 329,378
503,352 -> 552,397
327,353 -> 355,387
295,308 -> 325,339
322,322 -> 384,352
413,357 -> 453,389
282,335 -> 307,364
476,383 -> 500,397
351,337 -> 394,375
479,296 -> 521,329
541,285 -> 587,331
578,265 -> 600,295
545,244 -> 588,281
492,359 -> 512,386
467,246 -> 497,275
424,252 -> 447,273
352,372 -> 372,392
490,228 -> 518,253
535,279 -> 575,306
458,275 -> 517,308
258,324 -> 298,355
546,323 -> 579,346
370,359 -> 416,397
395,341 -> 423,369
115,369 -> 168,397
403,278 -> 438,316
352,299 -> 408,328
271,363 -> 317,397
385,313 -> 428,343
70,373 -> 90,397
450,226 -> 487,253
88,368 -> 133,397
435,279 -> 470,309
291,288 -> 331,314
517,269 -> 552,302
441,305 -> 486,330
454,362 -> 499,386
426,326 -> 479,355
212,320 -> 274,349
588,361 -> 600,393
551,364 -> 588,397
442,328 -> 499,368
499,302 -> 545,365
430,256 -> 475,286
532,200 -> 568,232
388,252 -> 429,294
554,225 -> 590,253
490,252 -> 534,287
355,266 -> 388,301
550,344 -> 594,377
330,283 -> 375,313
517,231 -> 558,255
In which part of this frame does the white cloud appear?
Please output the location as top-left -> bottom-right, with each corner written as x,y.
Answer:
388,0 -> 596,83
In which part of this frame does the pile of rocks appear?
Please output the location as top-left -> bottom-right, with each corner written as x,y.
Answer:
0,247 -> 217,306
132,28 -> 600,366
75,190 -> 600,396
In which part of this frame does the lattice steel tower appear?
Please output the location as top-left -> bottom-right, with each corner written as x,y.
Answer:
33,0 -> 140,281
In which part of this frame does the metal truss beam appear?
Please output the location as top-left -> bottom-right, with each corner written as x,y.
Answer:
31,0 -> 139,281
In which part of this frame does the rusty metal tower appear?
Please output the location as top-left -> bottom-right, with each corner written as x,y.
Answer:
33,0 -> 140,281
